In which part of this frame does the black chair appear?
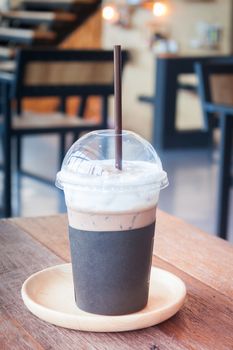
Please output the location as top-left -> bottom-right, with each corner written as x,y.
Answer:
0,48 -> 128,217
195,61 -> 233,240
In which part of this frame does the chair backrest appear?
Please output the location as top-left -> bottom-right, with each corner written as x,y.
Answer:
12,49 -> 128,98
195,58 -> 233,130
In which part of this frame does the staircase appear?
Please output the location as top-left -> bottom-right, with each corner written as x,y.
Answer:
0,0 -> 101,65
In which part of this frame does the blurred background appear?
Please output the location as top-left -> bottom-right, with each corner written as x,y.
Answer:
0,0 -> 232,241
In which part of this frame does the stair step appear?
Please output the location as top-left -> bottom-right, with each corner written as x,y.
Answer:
0,60 -> 15,73
22,0 -> 97,11
0,46 -> 15,59
0,27 -> 56,44
1,10 -> 76,25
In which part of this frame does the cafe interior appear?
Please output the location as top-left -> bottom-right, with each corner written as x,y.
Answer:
0,0 -> 232,241
1,0 -> 233,347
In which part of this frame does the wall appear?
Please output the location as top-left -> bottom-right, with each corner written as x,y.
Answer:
161,0 -> 232,54
0,0 -> 9,10
102,0 -> 233,141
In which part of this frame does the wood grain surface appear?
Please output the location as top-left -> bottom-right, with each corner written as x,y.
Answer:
12,210 -> 233,298
0,212 -> 232,349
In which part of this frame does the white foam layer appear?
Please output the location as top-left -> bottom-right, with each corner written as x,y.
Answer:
58,159 -> 167,189
61,160 -> 164,213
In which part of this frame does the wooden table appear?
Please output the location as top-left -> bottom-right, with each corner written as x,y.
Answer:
1,211 -> 233,349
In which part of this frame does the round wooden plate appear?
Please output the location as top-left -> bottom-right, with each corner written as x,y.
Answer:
21,263 -> 186,332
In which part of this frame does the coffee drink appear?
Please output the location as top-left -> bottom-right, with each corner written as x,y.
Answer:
56,131 -> 168,315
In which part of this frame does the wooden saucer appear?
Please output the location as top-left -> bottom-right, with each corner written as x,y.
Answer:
21,264 -> 186,332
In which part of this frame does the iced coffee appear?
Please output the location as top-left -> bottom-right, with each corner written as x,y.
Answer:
56,130 -> 168,315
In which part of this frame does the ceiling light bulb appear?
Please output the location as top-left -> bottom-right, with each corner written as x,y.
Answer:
153,2 -> 167,17
102,5 -> 119,23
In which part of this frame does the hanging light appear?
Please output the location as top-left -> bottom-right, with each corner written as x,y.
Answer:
102,1 -> 168,27
102,4 -> 120,23
153,1 -> 167,17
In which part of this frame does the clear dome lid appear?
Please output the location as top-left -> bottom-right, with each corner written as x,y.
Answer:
56,130 -> 168,191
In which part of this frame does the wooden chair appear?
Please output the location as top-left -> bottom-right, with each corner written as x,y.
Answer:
0,48 -> 128,217
195,60 -> 233,240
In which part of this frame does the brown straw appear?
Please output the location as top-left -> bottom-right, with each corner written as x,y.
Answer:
114,45 -> 122,170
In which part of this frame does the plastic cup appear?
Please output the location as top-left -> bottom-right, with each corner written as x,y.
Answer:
56,130 -> 168,315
